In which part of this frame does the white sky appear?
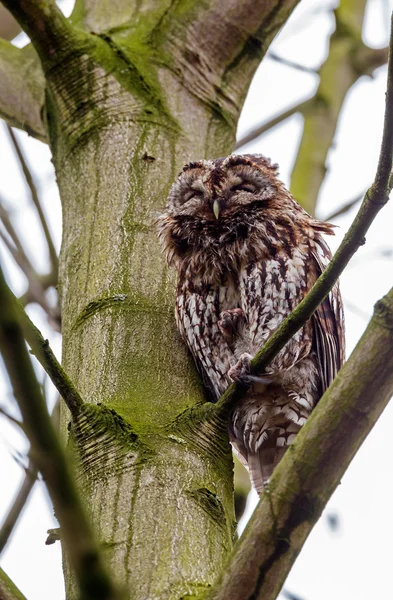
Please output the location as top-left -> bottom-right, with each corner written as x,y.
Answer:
1,1 -> 393,599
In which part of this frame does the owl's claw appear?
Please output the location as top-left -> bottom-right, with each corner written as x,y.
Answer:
228,353 -> 253,384
229,353 -> 275,386
218,308 -> 245,344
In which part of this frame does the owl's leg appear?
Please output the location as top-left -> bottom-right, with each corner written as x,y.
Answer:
228,352 -> 274,385
218,308 -> 245,346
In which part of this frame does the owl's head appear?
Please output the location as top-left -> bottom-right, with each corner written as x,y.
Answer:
157,153 -> 332,275
165,154 -> 280,221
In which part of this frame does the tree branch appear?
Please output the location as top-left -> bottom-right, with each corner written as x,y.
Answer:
321,191 -> 364,221
208,284 -> 393,600
215,9 -> 393,420
0,400 -> 59,556
1,0 -> 76,67
290,0 -> 386,215
0,41 -> 45,141
0,568 -> 28,600
16,293 -> 82,416
0,265 -> 122,600
235,99 -> 312,150
0,458 -> 38,556
6,126 -> 58,275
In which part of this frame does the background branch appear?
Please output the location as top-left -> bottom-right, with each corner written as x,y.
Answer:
0,41 -> 45,141
235,99 -> 312,150
290,0 -> 387,215
6,126 -> 58,275
0,458 -> 38,556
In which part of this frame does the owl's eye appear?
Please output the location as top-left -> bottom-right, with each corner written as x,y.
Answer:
231,183 -> 257,194
182,189 -> 204,204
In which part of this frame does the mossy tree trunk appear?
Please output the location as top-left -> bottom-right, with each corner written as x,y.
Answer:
0,1 -> 302,598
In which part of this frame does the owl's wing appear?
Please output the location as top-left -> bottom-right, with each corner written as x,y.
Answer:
175,285 -> 235,402
311,236 -> 345,394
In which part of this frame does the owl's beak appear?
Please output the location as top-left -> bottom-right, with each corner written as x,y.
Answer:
213,199 -> 220,219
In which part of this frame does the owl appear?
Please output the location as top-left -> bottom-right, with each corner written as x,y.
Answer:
157,154 -> 345,493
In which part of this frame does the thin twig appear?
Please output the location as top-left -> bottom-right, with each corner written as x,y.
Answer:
0,265 -> 121,600
235,99 -> 312,150
0,398 -> 59,557
0,197 -> 56,318
215,10 -> 393,420
15,293 -> 83,416
7,125 -> 58,276
0,459 -> 38,556
322,192 -> 364,221
0,200 -> 35,270
268,50 -> 318,74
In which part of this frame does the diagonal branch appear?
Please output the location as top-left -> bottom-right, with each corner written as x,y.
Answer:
1,0 -> 76,67
321,191 -> 364,221
215,10 -> 393,419
235,99 -> 312,150
0,568 -> 28,600
208,285 -> 393,600
15,293 -> 83,416
0,40 -> 45,141
0,400 -> 59,556
0,458 -> 38,556
0,265 -> 122,600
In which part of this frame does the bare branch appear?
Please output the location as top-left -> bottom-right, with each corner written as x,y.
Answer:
0,196 -> 58,321
1,0 -> 76,67
0,568 -> 28,600
322,191 -> 364,221
215,9 -> 393,418
268,51 -> 317,74
0,265 -> 122,600
235,99 -> 311,150
6,126 -> 58,275
0,458 -> 38,556
0,399 -> 60,556
290,0 -> 387,215
15,293 -> 83,416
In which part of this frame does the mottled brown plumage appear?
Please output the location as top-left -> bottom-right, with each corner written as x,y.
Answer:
157,154 -> 345,493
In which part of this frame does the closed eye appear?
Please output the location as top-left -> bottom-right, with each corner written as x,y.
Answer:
182,189 -> 204,203
231,183 -> 257,194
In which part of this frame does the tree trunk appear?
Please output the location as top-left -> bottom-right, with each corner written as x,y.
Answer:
55,60 -> 236,600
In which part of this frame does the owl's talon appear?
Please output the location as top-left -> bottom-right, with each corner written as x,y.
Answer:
218,308 -> 245,343
229,355 -> 275,386
228,353 -> 253,384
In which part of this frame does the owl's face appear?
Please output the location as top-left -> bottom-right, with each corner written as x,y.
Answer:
157,154 -> 318,276
166,154 -> 279,221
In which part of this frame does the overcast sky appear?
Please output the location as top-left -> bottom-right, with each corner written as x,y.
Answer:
1,1 -> 393,599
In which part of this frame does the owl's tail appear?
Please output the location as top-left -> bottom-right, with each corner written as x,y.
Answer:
247,446 -> 287,494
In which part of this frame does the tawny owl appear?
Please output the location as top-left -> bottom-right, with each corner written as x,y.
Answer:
157,154 -> 345,493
